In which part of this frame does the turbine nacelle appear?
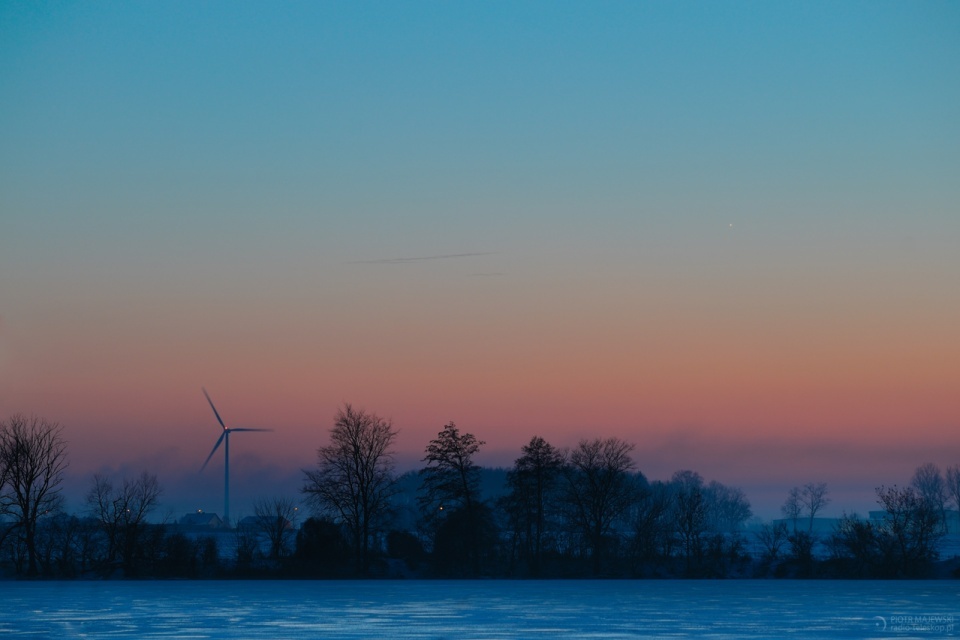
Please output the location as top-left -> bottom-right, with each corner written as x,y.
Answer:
200,388 -> 273,524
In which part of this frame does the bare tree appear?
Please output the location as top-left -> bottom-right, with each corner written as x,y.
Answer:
787,530 -> 816,574
947,464 -> 960,515
501,435 -> 564,576
704,481 -> 752,532
756,521 -> 789,562
87,471 -> 162,575
302,404 -> 398,573
781,487 -> 802,532
0,414 -> 69,576
876,484 -> 943,576
233,517 -> 259,571
630,479 -> 673,564
418,422 -> 484,516
828,514 -> 882,577
911,463 -> 947,528
670,470 -> 708,571
418,422 -> 488,575
783,482 -> 830,533
561,438 -> 640,575
799,482 -> 830,533
35,512 -> 87,577
252,496 -> 298,562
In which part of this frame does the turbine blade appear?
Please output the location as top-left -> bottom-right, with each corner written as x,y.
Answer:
200,432 -> 226,471
202,387 -> 227,430
230,428 -> 273,432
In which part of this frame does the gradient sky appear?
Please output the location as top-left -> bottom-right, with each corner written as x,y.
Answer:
2,1 -> 958,519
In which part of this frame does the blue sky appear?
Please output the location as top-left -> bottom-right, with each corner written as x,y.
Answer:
4,2 -> 957,262
2,2 -> 959,518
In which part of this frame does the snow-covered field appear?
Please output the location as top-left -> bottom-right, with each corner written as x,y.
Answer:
1,580 -> 957,639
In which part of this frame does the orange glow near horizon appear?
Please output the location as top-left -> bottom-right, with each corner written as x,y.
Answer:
2,1 -> 959,520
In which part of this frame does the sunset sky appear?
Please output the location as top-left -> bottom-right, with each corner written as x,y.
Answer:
2,2 -> 958,519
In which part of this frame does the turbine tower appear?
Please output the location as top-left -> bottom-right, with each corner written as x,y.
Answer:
200,388 -> 272,526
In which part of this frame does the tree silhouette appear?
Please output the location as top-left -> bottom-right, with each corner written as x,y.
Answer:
0,414 -> 68,576
87,471 -> 162,576
782,483 -> 829,533
419,422 -> 486,575
911,463 -> 947,530
875,484 -> 943,576
704,481 -> 752,532
799,483 -> 830,533
561,438 -> 640,575
253,496 -> 298,562
670,470 -> 708,573
756,521 -> 788,563
303,404 -> 398,574
947,464 -> 960,521
828,514 -> 881,577
293,517 -> 350,577
501,435 -> 564,576
781,487 -> 802,532
630,479 -> 673,568
419,422 -> 484,516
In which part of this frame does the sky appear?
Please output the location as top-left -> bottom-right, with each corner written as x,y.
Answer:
1,1 -> 958,520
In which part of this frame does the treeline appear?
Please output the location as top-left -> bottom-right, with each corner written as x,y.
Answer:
1,410 -> 958,579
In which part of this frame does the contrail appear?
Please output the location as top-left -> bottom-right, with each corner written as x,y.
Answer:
349,252 -> 498,265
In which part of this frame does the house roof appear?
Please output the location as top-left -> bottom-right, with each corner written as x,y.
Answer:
179,512 -> 224,527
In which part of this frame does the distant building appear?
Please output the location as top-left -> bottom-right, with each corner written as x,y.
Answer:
178,511 -> 225,530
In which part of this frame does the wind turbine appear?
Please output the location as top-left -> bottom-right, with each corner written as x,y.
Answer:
200,388 -> 272,526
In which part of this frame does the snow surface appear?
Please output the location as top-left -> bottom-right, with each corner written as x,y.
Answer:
1,580 -> 957,639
